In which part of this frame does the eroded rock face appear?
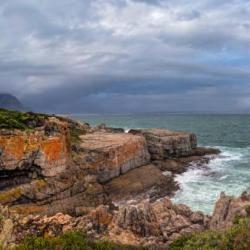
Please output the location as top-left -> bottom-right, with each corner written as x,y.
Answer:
0,116 -> 107,216
0,118 -> 70,178
77,132 -> 150,183
0,198 -> 209,248
210,192 -> 250,230
130,129 -> 197,160
2,192 -> 250,249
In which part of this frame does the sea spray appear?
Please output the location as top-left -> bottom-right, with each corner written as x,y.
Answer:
172,146 -> 250,214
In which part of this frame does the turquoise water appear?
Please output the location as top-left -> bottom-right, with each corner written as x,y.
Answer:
70,114 -> 250,214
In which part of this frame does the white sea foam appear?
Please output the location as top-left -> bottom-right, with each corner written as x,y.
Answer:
172,146 -> 250,214
219,175 -> 229,180
124,128 -> 131,133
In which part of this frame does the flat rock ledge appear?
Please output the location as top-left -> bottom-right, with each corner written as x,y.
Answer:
78,132 -> 150,183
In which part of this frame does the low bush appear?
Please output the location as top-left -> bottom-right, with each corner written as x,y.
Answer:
169,218 -> 250,250
0,109 -> 48,130
15,231 -> 146,250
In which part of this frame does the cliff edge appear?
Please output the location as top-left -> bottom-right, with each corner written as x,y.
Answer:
0,109 -> 229,249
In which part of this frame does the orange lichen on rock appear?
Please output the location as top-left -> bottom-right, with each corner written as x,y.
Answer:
42,138 -> 65,162
0,133 -> 67,163
0,135 -> 25,162
0,121 -> 70,176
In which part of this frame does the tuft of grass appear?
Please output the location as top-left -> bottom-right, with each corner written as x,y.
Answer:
14,231 -> 147,250
0,109 -> 49,130
69,128 -> 86,145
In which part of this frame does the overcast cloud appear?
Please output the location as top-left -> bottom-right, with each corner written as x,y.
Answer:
0,0 -> 250,113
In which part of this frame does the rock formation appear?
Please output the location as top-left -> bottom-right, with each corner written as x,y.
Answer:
0,109 -> 225,248
0,192 -> 249,249
77,132 -> 150,183
0,197 -> 210,248
129,129 -> 197,159
210,191 -> 250,230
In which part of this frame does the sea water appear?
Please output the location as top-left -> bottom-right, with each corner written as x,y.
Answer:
70,113 -> 250,214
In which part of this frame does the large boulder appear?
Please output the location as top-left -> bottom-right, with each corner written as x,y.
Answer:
129,129 -> 197,160
77,132 -> 150,183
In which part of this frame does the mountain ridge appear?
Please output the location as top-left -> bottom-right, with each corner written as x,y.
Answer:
0,93 -> 26,111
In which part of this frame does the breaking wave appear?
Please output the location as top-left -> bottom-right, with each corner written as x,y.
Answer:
172,146 -> 250,214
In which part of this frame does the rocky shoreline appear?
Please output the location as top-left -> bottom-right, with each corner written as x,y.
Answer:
0,109 -> 249,249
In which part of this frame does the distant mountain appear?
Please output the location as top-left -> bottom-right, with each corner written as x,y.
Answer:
0,93 -> 26,111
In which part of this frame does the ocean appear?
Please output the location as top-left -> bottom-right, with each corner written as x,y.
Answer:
70,113 -> 250,214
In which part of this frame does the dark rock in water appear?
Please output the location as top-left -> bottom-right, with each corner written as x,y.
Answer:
191,147 -> 221,156
0,93 -> 26,111
95,123 -> 125,133
105,127 -> 125,133
153,156 -> 210,175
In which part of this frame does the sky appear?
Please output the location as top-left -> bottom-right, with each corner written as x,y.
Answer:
1,0 -> 250,113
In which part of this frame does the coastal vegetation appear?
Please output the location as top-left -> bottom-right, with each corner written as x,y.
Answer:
11,218 -> 250,250
14,232 -> 146,250
0,109 -> 48,130
169,217 -> 250,250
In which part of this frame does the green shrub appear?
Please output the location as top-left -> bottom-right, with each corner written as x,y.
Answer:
15,231 -> 146,250
169,231 -> 222,250
69,128 -> 85,144
245,205 -> 250,216
0,109 -> 48,130
169,218 -> 250,250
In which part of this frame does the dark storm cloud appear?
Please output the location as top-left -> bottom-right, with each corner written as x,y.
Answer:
0,0 -> 250,113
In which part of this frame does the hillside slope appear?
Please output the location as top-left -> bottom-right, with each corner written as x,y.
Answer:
0,93 -> 25,111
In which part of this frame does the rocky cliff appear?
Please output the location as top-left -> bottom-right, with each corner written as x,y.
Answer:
0,109 -> 227,248
1,191 -> 249,249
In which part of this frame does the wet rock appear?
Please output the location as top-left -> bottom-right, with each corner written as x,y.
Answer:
191,147 -> 221,156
